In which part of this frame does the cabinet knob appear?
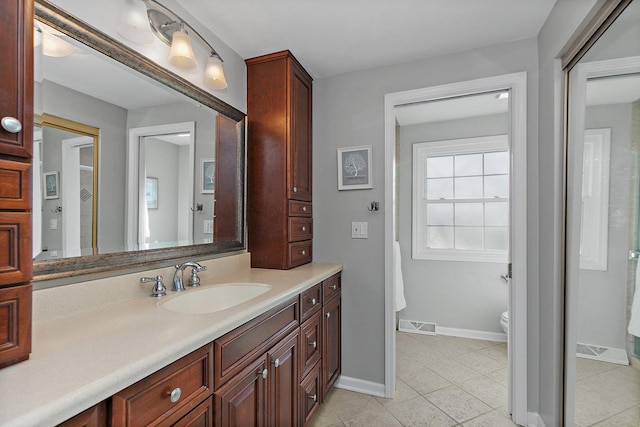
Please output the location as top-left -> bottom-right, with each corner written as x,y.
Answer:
301,250 -> 306,256
310,297 -> 316,305
302,206 -> 307,212
310,340 -> 317,349
301,226 -> 307,232
330,284 -> 337,290
1,116 -> 22,133
293,187 -> 298,192
309,394 -> 317,402
273,358 -> 280,368
326,312 -> 331,319
260,368 -> 268,379
168,387 -> 182,403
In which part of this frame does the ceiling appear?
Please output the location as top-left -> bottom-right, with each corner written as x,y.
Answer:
177,0 -> 558,79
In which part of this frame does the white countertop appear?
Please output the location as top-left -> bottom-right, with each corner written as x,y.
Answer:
0,261 -> 342,427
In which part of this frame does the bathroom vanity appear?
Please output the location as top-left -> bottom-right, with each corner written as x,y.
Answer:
0,255 -> 342,427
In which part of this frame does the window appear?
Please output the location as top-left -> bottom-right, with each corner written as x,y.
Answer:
412,135 -> 509,262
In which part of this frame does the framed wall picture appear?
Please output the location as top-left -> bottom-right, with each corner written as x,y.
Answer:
337,145 -> 373,190
201,158 -> 215,194
145,177 -> 158,209
44,171 -> 59,199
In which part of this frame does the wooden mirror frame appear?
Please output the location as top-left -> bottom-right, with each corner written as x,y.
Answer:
33,0 -> 246,281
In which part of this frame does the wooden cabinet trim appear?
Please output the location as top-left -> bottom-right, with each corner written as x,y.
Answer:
0,159 -> 31,210
111,344 -> 213,427
214,296 -> 299,388
0,212 -> 32,286
0,283 -> 31,368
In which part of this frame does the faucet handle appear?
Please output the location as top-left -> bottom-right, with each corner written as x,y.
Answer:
141,275 -> 167,298
188,265 -> 207,287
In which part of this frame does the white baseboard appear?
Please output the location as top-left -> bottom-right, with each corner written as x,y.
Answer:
436,326 -> 507,343
334,375 -> 386,398
527,412 -> 545,427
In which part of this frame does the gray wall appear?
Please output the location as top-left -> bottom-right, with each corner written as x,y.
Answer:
536,0 -> 602,424
398,113 -> 508,333
313,37 -> 539,385
145,138 -> 180,244
42,80 -> 128,254
578,104 -> 632,350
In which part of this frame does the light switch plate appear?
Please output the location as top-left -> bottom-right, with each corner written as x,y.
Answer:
351,221 -> 368,239
203,220 -> 213,234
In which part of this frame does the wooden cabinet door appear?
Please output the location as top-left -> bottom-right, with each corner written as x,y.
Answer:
215,355 -> 267,427
267,329 -> 299,427
287,62 -> 312,202
299,361 -> 321,426
0,283 -> 31,369
172,397 -> 213,427
322,295 -> 341,397
0,0 -> 33,159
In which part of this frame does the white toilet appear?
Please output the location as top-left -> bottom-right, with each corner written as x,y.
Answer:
500,311 -> 509,334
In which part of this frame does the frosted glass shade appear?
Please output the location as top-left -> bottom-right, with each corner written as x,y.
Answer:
168,30 -> 197,69
42,32 -> 76,57
116,0 -> 154,44
204,55 -> 228,89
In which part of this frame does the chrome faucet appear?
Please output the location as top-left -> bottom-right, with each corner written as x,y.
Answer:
140,275 -> 167,297
173,262 -> 207,292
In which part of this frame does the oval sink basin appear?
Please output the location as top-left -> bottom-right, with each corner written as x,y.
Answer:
160,283 -> 271,314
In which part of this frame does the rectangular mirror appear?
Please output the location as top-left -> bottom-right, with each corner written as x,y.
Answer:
33,0 -> 246,281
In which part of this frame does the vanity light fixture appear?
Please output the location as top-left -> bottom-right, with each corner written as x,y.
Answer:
35,23 -> 78,57
116,0 -> 155,44
117,0 -> 228,89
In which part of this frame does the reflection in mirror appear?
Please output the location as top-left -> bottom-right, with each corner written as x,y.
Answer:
33,0 -> 245,281
33,115 -> 99,261
564,1 -> 640,425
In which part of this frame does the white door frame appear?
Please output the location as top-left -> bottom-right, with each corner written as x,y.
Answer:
564,56 -> 640,427
383,72 -> 528,425
125,121 -> 195,250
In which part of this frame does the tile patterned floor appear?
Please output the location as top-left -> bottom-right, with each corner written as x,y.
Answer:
310,332 -> 640,427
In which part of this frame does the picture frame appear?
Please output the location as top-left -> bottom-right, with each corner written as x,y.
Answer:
337,145 -> 373,190
44,171 -> 59,199
201,158 -> 215,193
145,177 -> 158,209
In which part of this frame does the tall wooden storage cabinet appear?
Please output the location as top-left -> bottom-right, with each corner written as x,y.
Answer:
0,0 -> 33,368
246,50 -> 313,269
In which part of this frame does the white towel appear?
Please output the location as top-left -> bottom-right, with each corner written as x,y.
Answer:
394,241 -> 407,312
628,259 -> 640,337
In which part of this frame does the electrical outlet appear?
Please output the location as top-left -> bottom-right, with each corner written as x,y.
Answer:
203,220 -> 213,234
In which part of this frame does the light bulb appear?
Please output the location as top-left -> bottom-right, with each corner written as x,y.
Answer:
203,55 -> 228,90
168,29 -> 197,69
42,32 -> 76,57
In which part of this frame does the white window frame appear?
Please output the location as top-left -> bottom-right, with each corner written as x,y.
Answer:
412,134 -> 509,263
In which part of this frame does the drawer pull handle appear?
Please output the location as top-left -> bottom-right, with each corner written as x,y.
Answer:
293,187 -> 298,192
168,387 -> 182,403
260,368 -> 268,379
326,312 -> 331,319
301,226 -> 307,232
310,340 -> 317,349
309,393 -> 317,402
302,206 -> 307,212
273,358 -> 280,368
301,250 -> 306,256
330,284 -> 337,290
310,297 -> 316,305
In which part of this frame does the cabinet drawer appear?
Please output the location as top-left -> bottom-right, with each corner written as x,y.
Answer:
300,361 -> 322,426
322,273 -> 341,303
111,344 -> 213,427
287,240 -> 312,269
173,396 -> 213,427
0,212 -> 31,286
288,200 -> 312,217
299,283 -> 321,323
214,296 -> 299,387
300,311 -> 322,380
288,217 -> 313,242
0,283 -> 31,369
0,159 -> 31,210
58,401 -> 108,427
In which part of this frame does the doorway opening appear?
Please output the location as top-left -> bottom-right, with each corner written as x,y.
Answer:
384,72 -> 528,425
